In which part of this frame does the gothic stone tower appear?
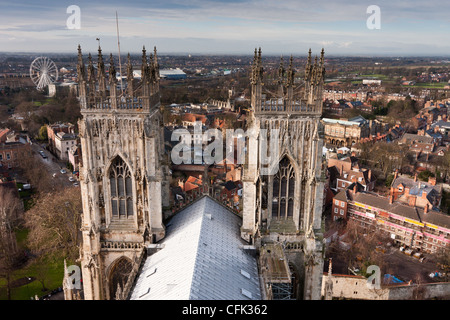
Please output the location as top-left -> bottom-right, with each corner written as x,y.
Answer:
242,48 -> 326,300
77,45 -> 168,300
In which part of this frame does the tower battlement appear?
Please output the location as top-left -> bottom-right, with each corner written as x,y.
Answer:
251,48 -> 325,116
77,45 -> 160,112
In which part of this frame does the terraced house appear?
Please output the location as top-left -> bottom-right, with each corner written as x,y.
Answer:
332,188 -> 450,254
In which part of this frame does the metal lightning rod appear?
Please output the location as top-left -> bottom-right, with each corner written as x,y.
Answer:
116,11 -> 124,95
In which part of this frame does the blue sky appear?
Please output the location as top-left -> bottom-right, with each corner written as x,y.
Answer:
0,0 -> 449,56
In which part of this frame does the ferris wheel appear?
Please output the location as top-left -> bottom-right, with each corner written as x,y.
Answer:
29,56 -> 59,91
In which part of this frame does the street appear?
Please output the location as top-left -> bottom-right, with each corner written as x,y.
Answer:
30,141 -> 78,188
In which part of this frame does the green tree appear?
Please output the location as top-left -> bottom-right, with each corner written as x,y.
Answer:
385,173 -> 395,187
38,126 -> 48,141
418,170 -> 434,182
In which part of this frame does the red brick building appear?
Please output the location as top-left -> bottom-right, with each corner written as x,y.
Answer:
0,139 -> 31,169
332,188 -> 450,254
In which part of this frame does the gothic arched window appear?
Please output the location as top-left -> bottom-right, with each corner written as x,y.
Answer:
109,157 -> 134,218
271,157 -> 295,220
109,257 -> 133,299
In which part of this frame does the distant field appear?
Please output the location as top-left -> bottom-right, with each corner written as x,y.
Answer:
358,74 -> 391,80
405,82 -> 448,89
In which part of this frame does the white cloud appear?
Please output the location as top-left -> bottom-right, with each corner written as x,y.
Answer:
0,0 -> 449,55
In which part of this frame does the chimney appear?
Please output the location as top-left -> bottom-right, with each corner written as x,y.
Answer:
414,173 -> 417,182
368,169 -> 372,181
422,190 -> 428,200
408,195 -> 416,207
353,184 -> 357,194
428,177 -> 436,186
389,195 -> 393,204
394,170 -> 398,180
424,204 -> 429,214
405,187 -> 410,196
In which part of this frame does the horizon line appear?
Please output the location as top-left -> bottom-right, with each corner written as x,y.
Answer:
1,51 -> 450,59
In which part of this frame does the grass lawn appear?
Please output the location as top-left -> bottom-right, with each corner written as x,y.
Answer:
0,227 -> 76,300
0,258 -> 66,300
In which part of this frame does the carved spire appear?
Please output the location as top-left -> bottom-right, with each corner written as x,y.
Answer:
324,258 -> 334,300
286,55 -> 295,87
141,46 -> 149,82
278,56 -> 285,84
109,54 -> 117,106
319,48 -> 326,81
251,47 -> 263,85
97,46 -> 107,95
258,47 -> 262,67
149,51 -> 154,82
76,45 -> 88,106
320,48 -> 325,67
87,53 -> 95,88
109,53 -> 117,84
305,48 -> 312,80
313,55 -> 319,85
77,44 -> 85,81
141,45 -> 151,98
63,259 -> 73,300
126,53 -> 134,96
328,258 -> 333,277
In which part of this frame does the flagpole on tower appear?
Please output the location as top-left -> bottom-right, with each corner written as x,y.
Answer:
116,11 -> 124,95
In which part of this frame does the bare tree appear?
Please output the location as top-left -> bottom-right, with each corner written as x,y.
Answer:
25,187 -> 82,261
0,187 -> 23,300
327,219 -> 390,276
17,152 -> 56,194
431,246 -> 450,282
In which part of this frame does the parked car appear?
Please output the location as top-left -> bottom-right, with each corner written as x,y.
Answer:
39,151 -> 47,159
69,177 -> 75,182
73,182 -> 79,187
413,252 -> 423,260
60,169 -> 67,174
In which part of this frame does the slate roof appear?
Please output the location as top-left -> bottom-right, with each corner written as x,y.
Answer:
400,133 -> 434,145
129,196 -> 262,300
349,191 -> 450,230
392,176 -> 442,196
432,120 -> 450,129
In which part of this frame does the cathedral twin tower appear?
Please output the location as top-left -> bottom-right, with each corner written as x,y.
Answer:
77,45 -> 326,300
